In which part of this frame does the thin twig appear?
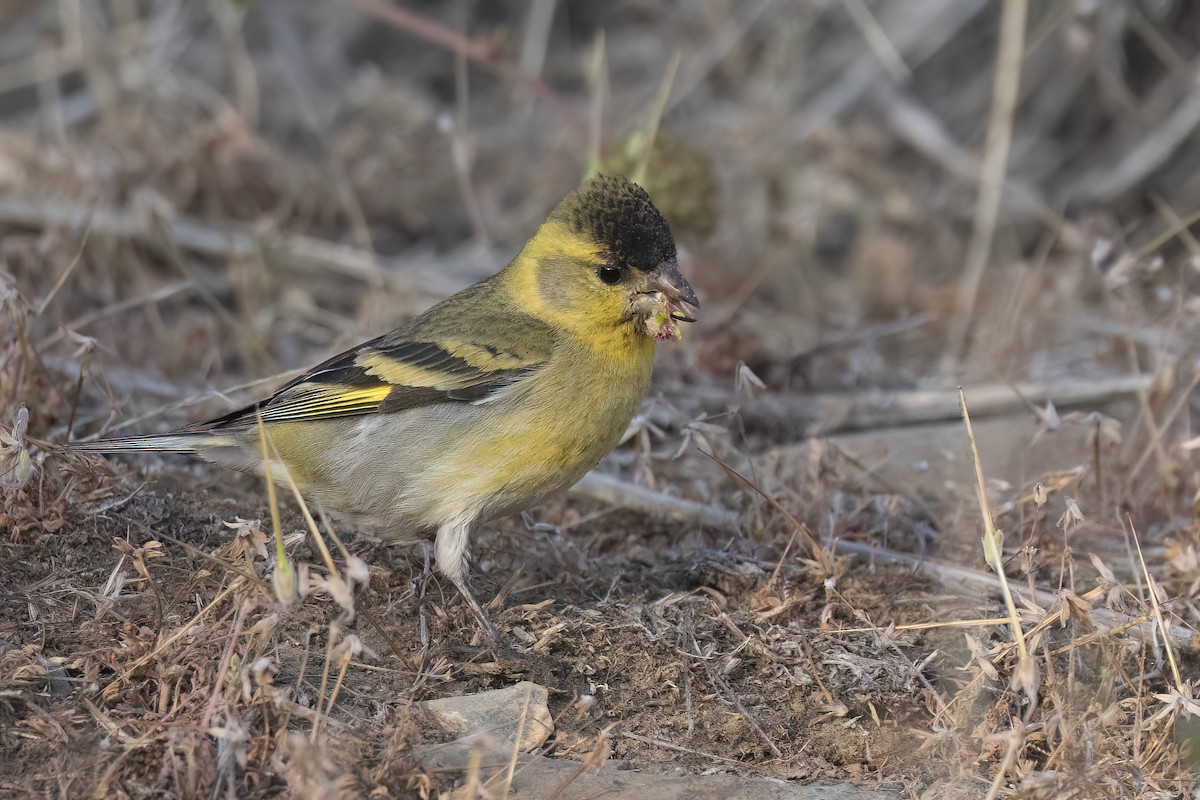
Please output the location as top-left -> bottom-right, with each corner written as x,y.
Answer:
35,206 -> 95,316
39,280 -> 196,350
517,0 -> 556,116
620,731 -> 744,765
943,0 -> 1029,372
792,0 -> 988,143
673,373 -> 1153,436
1127,516 -> 1182,691
868,81 -> 1053,226
572,472 -> 1199,651
1059,72 -> 1200,205
0,195 -> 461,297
570,471 -> 739,529
256,410 -> 296,606
338,0 -> 583,126
842,0 -> 911,83
961,388 -> 1028,659
584,30 -> 607,180
199,599 -> 248,731
116,581 -> 241,677
688,634 -> 783,759
697,446 -> 824,561
630,51 -> 680,187
984,720 -> 1026,800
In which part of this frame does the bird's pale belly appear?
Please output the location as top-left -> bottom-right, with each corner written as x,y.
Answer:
266,356 -> 649,538
264,331 -> 657,537
442,393 -> 639,524
311,418 -> 620,541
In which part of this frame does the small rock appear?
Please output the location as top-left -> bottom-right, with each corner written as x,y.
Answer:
417,680 -> 552,752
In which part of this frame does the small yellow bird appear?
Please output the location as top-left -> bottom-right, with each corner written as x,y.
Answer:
72,174 -> 698,639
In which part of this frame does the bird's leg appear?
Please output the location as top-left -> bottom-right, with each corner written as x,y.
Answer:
451,573 -> 500,646
435,517 -> 500,645
417,540 -> 432,645
433,519 -> 558,680
417,539 -> 433,595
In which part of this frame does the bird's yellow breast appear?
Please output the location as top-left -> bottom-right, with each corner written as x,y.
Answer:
439,334 -> 654,520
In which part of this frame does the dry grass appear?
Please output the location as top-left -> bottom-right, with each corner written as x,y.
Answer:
3,2 -> 1200,798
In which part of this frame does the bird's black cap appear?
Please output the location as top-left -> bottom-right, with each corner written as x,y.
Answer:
556,174 -> 676,271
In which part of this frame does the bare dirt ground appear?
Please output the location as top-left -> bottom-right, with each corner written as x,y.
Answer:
3,2 -> 1200,798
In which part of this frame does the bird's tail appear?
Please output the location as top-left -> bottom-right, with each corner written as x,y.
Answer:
65,431 -> 232,454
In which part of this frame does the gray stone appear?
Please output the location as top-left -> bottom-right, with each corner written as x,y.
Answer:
418,746 -> 899,799
414,682 -> 897,798
417,680 -> 553,752
502,755 -> 902,799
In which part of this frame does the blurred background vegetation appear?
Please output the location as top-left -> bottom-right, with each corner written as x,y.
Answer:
3,2 -> 1200,798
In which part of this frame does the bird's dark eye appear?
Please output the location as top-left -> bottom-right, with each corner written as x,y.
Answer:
598,266 -> 622,285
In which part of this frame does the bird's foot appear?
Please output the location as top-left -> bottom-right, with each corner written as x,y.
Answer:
444,577 -> 560,682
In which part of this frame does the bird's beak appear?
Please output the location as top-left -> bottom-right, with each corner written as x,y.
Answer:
651,258 -> 700,322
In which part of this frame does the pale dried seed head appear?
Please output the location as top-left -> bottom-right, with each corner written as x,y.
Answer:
1012,654 -> 1040,700
251,656 -> 276,687
333,633 -> 364,665
735,360 -> 766,398
1057,497 -> 1084,532
325,573 -> 354,613
345,557 -> 369,589
273,558 -> 299,606
0,404 -> 31,490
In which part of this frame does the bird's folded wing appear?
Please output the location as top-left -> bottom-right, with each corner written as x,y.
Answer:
196,321 -> 552,429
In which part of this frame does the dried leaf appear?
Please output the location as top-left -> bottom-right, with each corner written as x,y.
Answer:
734,360 -> 766,398
1057,497 -> 1084,532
